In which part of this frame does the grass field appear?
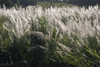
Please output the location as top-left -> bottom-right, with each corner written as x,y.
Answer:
37,2 -> 75,8
0,5 -> 100,67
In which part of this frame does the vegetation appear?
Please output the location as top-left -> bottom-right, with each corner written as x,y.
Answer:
0,0 -> 37,8
0,0 -> 100,8
0,5 -> 100,67
37,2 -> 74,8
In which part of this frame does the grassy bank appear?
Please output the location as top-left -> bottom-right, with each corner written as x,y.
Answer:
37,2 -> 75,8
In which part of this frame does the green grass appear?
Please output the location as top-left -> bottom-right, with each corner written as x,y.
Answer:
0,16 -> 11,47
0,16 -> 99,67
0,6 -> 100,67
37,2 -> 75,8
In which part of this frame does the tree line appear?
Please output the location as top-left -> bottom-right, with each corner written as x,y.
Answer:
0,0 -> 100,8
0,0 -> 37,8
67,0 -> 100,6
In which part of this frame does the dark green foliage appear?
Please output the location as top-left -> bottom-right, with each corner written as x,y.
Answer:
0,0 -> 37,8
80,36 -> 100,67
1,0 -> 100,8
20,0 -> 37,7
1,15 -> 100,67
31,17 -> 48,35
0,16 -> 12,64
7,32 -> 30,62
67,0 -> 100,7
38,17 -> 48,35
0,0 -> 13,8
0,16 -> 11,47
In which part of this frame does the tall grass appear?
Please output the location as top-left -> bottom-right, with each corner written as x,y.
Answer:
0,5 -> 100,67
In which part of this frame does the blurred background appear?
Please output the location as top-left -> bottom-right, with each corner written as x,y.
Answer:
0,0 -> 100,8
